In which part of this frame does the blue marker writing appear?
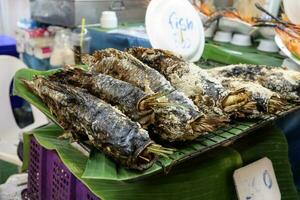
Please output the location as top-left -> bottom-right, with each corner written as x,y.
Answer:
263,170 -> 272,189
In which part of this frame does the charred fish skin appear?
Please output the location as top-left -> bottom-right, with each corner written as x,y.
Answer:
126,47 -> 253,115
125,47 -> 205,98
49,68 -> 198,142
48,68 -> 150,124
89,48 -> 200,116
23,78 -> 156,170
208,64 -> 300,101
22,77 -> 89,141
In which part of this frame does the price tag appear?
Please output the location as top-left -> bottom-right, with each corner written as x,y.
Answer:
233,157 -> 281,200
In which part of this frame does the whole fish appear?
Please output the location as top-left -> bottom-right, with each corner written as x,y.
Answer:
125,47 -> 256,117
49,68 -> 203,141
83,48 -> 226,141
208,64 -> 300,101
22,77 -> 170,170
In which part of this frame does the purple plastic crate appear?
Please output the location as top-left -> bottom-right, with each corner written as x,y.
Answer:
27,137 -> 100,200
76,180 -> 100,200
27,137 -> 47,200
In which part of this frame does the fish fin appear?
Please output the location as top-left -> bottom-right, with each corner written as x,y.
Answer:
143,76 -> 154,94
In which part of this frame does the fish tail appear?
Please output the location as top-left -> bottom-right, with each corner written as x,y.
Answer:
191,115 -> 229,133
138,91 -> 174,111
21,79 -> 34,90
268,96 -> 287,113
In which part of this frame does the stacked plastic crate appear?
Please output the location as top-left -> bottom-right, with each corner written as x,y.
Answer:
27,137 -> 99,200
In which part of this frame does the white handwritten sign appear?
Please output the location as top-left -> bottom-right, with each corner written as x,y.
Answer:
145,0 -> 205,62
233,157 -> 281,200
168,11 -> 193,49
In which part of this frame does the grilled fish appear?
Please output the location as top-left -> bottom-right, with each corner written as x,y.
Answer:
23,77 -> 163,170
125,47 -> 256,116
49,68 -> 206,141
208,64 -> 300,101
83,48 -> 225,141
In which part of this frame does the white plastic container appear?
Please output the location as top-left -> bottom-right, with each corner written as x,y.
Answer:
100,11 -> 118,29
213,31 -> 232,43
257,39 -> 279,53
282,58 -> 300,72
231,34 -> 252,46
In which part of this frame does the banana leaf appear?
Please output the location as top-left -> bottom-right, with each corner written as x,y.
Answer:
26,124 -> 299,200
28,124 -> 242,200
202,42 -> 283,67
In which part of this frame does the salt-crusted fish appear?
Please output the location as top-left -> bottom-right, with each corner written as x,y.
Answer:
208,64 -> 300,101
83,48 -> 225,141
22,77 -> 173,170
49,68 -> 208,141
125,47 -> 256,116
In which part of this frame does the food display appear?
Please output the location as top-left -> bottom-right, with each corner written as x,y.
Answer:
20,47 -> 300,171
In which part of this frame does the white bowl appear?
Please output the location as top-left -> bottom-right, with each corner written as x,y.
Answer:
213,31 -> 232,43
205,21 -> 217,38
198,12 -> 217,38
257,39 -> 279,53
230,33 -> 252,46
258,27 -> 276,40
102,11 -> 117,18
282,58 -> 300,72
219,17 -> 256,35
279,50 -> 287,57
